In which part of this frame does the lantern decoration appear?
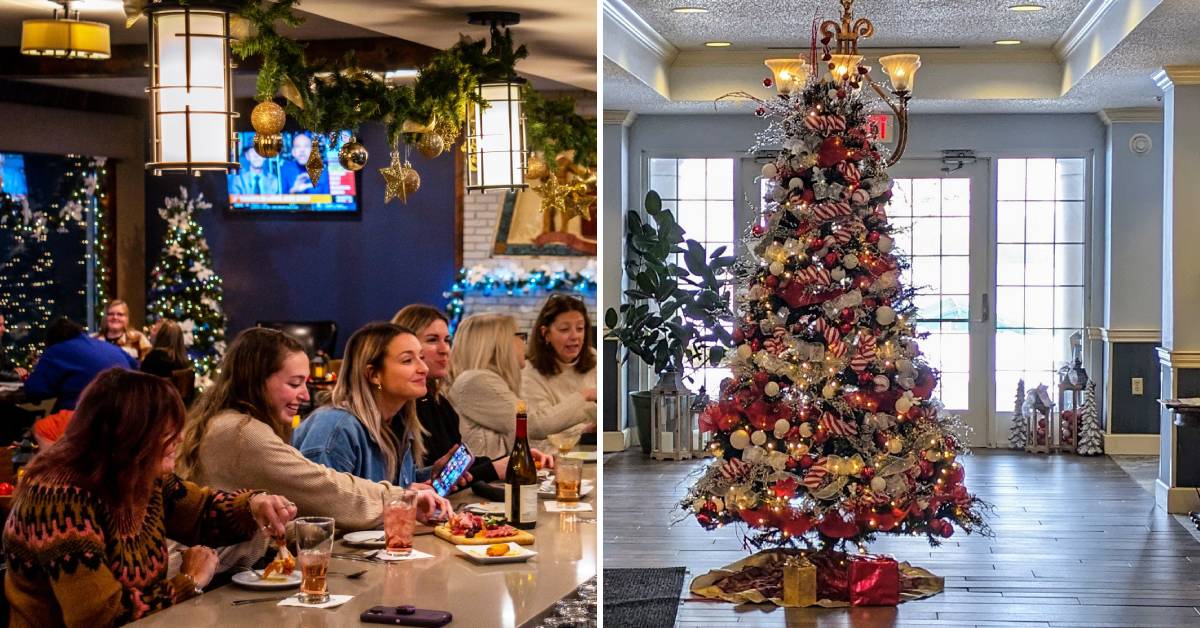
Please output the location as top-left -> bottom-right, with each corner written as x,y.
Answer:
144,0 -> 238,175
21,1 -> 111,60
1055,358 -> 1088,454
464,12 -> 527,192
650,370 -> 700,461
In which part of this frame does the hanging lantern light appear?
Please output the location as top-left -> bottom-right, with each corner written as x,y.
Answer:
144,0 -> 238,175
464,11 -> 527,192
21,1 -> 111,60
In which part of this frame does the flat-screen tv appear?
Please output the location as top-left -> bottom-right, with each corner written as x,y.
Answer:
227,130 -> 359,213
0,153 -> 29,197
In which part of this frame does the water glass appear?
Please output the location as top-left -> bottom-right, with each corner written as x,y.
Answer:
383,490 -> 418,557
295,516 -> 335,604
555,457 -> 584,502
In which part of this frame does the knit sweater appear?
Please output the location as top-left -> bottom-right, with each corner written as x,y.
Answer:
3,472 -> 259,627
185,410 -> 410,532
521,362 -> 597,449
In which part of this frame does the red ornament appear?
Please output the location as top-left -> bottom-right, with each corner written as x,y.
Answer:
858,371 -> 873,384
732,328 -> 745,343
940,524 -> 954,539
765,275 -> 779,289
763,78 -> 773,88
919,459 -> 933,477
840,307 -> 855,322
751,339 -> 762,351
755,106 -> 766,117
839,322 -> 853,334
817,136 -> 850,167
867,231 -> 881,244
836,89 -> 846,98
753,372 -> 770,387
813,429 -> 829,444
752,224 -> 766,236
809,236 -> 825,250
823,252 -> 840,268
799,454 -> 814,468
861,466 -> 875,480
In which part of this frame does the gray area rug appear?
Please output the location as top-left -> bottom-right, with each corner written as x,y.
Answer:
603,567 -> 686,628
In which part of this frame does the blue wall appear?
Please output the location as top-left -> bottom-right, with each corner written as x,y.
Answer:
145,121 -> 458,355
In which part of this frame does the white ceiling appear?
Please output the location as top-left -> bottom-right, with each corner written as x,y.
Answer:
605,0 -> 1196,115
0,0 -> 595,95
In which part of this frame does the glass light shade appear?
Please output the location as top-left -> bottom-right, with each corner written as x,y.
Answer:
880,54 -> 921,93
21,18 -> 111,59
764,58 -> 808,95
146,3 -> 237,174
828,54 -> 863,80
466,80 -> 527,191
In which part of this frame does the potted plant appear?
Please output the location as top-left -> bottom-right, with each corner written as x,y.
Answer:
604,190 -> 734,455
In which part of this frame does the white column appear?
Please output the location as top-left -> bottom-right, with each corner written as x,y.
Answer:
603,110 -> 636,452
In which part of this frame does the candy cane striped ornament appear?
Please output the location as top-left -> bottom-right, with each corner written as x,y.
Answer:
802,458 -> 829,489
820,411 -> 858,436
813,201 -> 852,221
763,326 -> 789,355
720,457 -> 751,480
837,161 -> 861,182
827,341 -> 849,358
796,266 -> 832,285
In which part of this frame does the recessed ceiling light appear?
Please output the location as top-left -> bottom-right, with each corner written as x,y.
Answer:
1008,3 -> 1045,10
672,7 -> 709,13
994,39 -> 1022,45
705,41 -> 731,47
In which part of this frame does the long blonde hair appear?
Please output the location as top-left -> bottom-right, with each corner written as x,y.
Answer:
176,327 -> 306,480
391,304 -> 449,397
328,323 -> 425,480
450,313 -> 521,396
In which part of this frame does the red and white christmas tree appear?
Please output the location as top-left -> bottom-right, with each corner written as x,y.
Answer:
684,70 -> 988,550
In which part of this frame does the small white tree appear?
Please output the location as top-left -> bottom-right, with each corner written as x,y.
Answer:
1076,380 -> 1103,455
1009,379 -> 1027,450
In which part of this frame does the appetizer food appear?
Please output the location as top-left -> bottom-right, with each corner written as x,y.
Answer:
486,543 -> 512,557
260,536 -> 296,581
448,512 -> 519,540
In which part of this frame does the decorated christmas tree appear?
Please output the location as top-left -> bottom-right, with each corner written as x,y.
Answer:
146,187 -> 227,389
0,195 -> 56,366
681,73 -> 987,551
1009,379 -> 1028,449
1076,381 -> 1102,455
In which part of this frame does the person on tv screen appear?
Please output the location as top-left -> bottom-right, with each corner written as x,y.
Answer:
229,145 -> 280,196
280,133 -> 329,194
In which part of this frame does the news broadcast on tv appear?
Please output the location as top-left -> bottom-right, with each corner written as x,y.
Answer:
227,130 -> 358,213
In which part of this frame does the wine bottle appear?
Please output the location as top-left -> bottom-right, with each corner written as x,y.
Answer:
504,400 -> 538,529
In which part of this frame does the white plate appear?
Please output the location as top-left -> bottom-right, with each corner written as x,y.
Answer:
463,502 -> 506,515
537,478 -> 594,499
231,570 -> 301,590
456,542 -> 537,564
563,451 -> 598,462
342,530 -> 386,548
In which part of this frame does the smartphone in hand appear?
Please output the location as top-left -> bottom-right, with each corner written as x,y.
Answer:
431,444 -> 474,497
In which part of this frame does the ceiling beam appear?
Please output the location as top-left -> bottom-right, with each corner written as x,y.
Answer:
602,0 -> 675,99
0,36 -> 439,79
1056,0 -> 1164,95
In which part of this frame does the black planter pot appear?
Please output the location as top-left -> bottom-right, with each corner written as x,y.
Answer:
631,390 -> 652,455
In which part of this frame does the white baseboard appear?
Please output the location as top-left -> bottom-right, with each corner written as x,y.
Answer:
1104,433 -> 1159,455
603,428 -> 631,453
1156,479 -> 1200,514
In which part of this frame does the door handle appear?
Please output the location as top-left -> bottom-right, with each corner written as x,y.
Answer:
976,292 -> 990,323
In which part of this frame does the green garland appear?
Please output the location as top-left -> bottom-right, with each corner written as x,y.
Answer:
523,89 -> 596,170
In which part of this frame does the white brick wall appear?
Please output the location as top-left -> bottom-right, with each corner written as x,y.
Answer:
461,188 -> 596,332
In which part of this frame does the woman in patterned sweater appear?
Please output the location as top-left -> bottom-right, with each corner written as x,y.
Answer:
3,369 -> 297,627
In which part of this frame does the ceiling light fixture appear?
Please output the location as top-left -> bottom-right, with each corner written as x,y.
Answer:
705,41 -> 731,47
815,0 -> 921,166
994,39 -> 1022,45
1007,4 -> 1045,11
764,58 -> 809,96
464,11 -> 527,192
21,1 -> 111,60
671,7 -> 709,13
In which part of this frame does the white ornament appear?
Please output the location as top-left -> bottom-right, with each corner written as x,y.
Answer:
751,430 -> 768,447
873,374 -> 890,392
887,437 -> 903,454
762,163 -> 778,178
729,429 -> 751,450
765,381 -> 780,397
876,306 -> 897,326
842,254 -> 859,269
870,477 -> 887,493
895,394 -> 913,414
877,235 -> 894,253
774,418 -> 790,438
772,185 -> 789,201
769,261 -> 785,276
799,423 -> 813,438
736,344 -> 753,360
831,267 -> 846,281
788,177 -> 803,190
822,381 -> 839,399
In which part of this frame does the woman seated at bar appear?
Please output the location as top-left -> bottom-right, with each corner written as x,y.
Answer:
175,327 -> 449,535
94,299 -> 152,361
3,369 -> 296,627
522,294 -> 598,443
141,320 -> 196,404
25,317 -> 137,412
448,313 -> 536,459
392,305 -> 552,479
293,322 -> 463,495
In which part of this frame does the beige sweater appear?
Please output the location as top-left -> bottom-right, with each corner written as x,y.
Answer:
188,410 -> 408,532
450,367 -> 596,459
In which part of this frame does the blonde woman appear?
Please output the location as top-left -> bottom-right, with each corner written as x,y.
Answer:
293,322 -> 462,496
95,299 -> 152,361
176,327 -> 447,540
393,306 -> 552,480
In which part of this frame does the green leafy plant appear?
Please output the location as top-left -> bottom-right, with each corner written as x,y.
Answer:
604,190 -> 735,377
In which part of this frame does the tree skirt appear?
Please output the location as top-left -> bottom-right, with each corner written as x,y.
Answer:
690,549 -> 942,607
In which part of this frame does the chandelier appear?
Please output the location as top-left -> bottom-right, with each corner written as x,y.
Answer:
20,1 -> 111,60
464,11 -> 528,192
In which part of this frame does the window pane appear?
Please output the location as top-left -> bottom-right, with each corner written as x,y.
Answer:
911,256 -> 940,293
1056,201 -> 1085,243
997,244 -> 1024,286
676,200 -> 706,236
1056,158 -> 1086,201
998,159 -> 1026,201
1055,243 -> 1084,285
996,330 -> 1024,370
942,178 -> 970,216
650,173 -> 677,199
996,287 -> 1024,328
1024,329 -> 1053,371
995,371 -> 1023,412
912,179 -> 941,215
939,372 -> 968,410
1055,286 -> 1084,328
941,332 -> 969,372
913,294 -> 940,320
1025,244 -> 1054,285
678,159 -> 707,199
942,217 -> 969,254
891,217 -> 912,254
888,179 -> 912,215
911,217 -> 941,255
997,201 -> 1025,242
942,294 -> 970,320
706,201 -> 734,242
1025,201 -> 1055,243
706,159 -> 734,199
943,257 -> 968,293
1026,158 -> 1056,200
1025,287 -> 1054,328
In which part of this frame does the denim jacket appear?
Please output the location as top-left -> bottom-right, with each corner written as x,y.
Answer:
293,407 -> 431,487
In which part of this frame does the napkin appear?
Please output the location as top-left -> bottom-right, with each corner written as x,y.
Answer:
374,548 -> 434,562
278,594 -> 354,609
544,501 -> 593,513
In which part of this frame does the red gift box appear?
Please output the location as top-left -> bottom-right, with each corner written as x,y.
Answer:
849,555 -> 900,606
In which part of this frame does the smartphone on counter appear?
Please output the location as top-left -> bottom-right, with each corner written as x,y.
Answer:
431,444 -> 474,497
361,605 -> 452,626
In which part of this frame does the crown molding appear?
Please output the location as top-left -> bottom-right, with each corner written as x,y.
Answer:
603,110 -> 637,126
1055,0 -> 1118,60
1157,347 -> 1200,369
672,47 -> 1055,68
1098,107 -> 1163,125
602,0 -> 677,64
1154,66 -> 1200,91
1099,328 -> 1162,343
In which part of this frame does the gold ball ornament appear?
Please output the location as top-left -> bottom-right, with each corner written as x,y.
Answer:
252,133 -> 282,158
380,151 -> 421,204
250,101 -> 286,135
338,139 -> 369,172
416,133 -> 445,159
525,155 -> 549,181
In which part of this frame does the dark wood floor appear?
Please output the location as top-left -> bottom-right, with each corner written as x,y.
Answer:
602,449 -> 1200,627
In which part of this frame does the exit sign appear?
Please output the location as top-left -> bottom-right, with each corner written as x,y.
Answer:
867,114 -> 894,144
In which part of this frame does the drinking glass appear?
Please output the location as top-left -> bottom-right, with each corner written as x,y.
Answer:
383,490 -> 418,557
547,432 -> 582,455
295,516 -> 335,604
555,457 -> 583,502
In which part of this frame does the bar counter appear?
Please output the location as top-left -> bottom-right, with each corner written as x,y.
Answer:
133,464 -> 596,627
